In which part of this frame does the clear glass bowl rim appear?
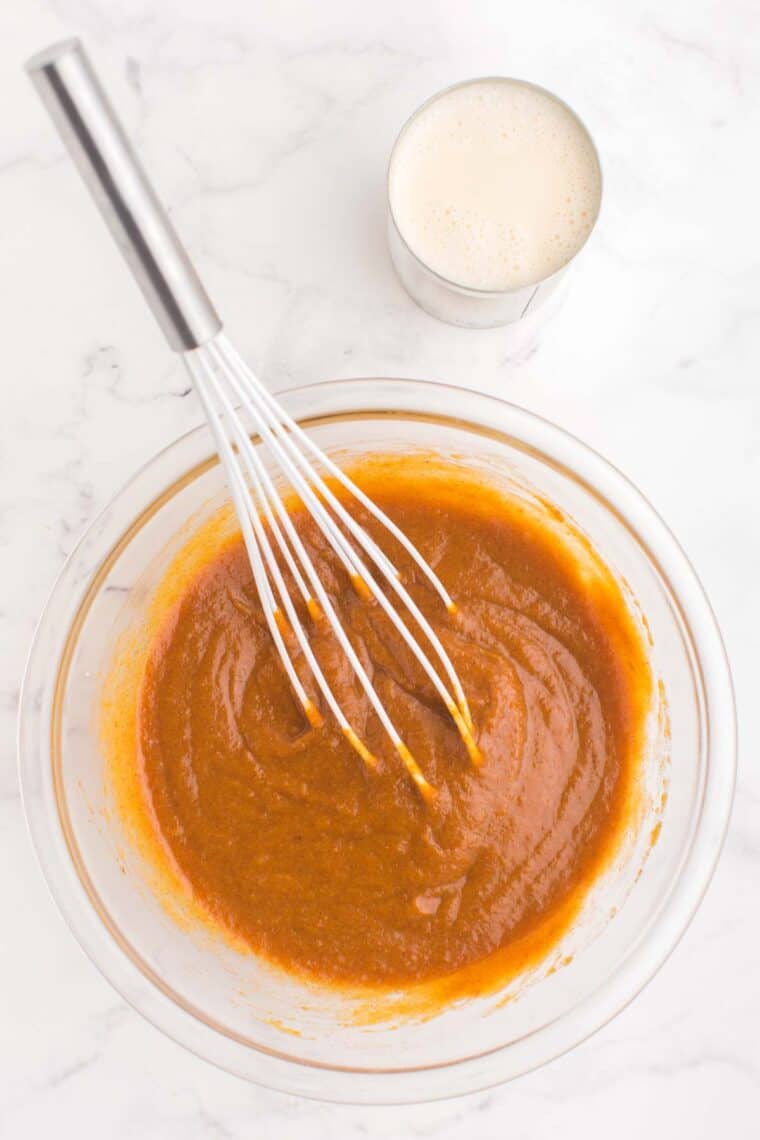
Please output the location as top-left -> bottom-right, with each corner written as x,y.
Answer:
18,376 -> 736,1103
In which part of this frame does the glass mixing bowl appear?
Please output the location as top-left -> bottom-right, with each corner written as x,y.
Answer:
18,378 -> 735,1103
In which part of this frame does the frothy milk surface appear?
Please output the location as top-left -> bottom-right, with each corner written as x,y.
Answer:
389,79 -> 601,292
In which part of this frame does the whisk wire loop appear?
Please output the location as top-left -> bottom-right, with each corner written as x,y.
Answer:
187,348 -> 455,800
210,336 -> 476,738
186,339 -> 482,795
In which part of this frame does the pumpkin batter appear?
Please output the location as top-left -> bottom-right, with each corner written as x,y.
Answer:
136,457 -> 650,988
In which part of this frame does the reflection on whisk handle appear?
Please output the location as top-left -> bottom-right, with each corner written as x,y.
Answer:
26,38 -> 221,352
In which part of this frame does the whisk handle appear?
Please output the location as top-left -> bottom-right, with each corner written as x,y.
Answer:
26,38 -> 222,352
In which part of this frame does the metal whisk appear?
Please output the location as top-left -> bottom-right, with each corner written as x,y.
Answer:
27,39 -> 480,799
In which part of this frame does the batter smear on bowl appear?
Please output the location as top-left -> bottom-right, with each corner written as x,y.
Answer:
135,456 -> 651,988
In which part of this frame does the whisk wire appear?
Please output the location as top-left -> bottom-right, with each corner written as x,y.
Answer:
190,360 -> 317,727
190,353 -> 350,738
210,336 -> 476,737
218,338 -> 458,612
188,350 -> 441,798
189,339 -> 482,789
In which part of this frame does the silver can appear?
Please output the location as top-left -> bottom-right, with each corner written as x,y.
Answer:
387,77 -> 603,329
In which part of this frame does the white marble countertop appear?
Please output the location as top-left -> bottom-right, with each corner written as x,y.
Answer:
2,0 -> 757,1135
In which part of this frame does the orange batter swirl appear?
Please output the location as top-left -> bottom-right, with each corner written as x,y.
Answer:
134,457 -> 650,988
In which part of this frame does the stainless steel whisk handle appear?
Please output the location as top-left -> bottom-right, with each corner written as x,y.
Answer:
26,38 -> 221,352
